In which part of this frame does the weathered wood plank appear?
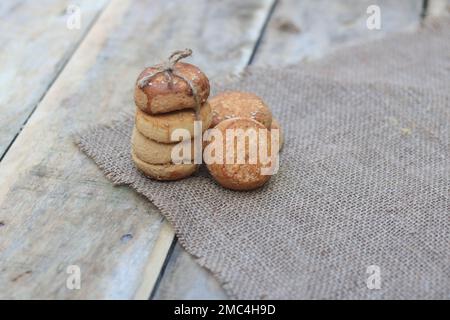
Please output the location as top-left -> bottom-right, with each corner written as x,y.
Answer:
254,0 -> 423,65
134,221 -> 175,300
428,0 -> 450,16
154,0 -> 424,299
0,0 -> 109,158
0,0 -> 275,299
153,243 -> 228,300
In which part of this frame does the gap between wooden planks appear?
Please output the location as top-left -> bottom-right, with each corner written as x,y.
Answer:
0,0 -> 109,160
0,0 -> 275,299
152,0 -> 427,300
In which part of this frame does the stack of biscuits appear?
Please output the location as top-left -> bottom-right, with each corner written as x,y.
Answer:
131,50 -> 212,180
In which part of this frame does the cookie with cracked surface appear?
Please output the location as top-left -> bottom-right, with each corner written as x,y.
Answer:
209,91 -> 272,128
132,150 -> 198,181
135,101 -> 212,143
206,117 -> 276,191
131,126 -> 196,164
134,62 -> 210,114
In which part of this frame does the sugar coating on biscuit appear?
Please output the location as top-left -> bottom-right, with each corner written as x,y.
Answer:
209,91 -> 272,128
206,117 -> 274,190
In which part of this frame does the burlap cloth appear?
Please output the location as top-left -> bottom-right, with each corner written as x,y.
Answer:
77,18 -> 450,299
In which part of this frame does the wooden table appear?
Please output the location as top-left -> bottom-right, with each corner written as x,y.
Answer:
0,0 -> 448,299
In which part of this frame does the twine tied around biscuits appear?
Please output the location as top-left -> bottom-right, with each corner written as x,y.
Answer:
137,49 -> 202,119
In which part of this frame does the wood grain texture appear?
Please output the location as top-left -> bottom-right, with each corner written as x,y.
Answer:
153,243 -> 228,300
134,221 -> 175,300
153,0 -> 425,300
428,0 -> 450,16
254,0 -> 423,65
0,0 -> 109,158
0,0 -> 275,299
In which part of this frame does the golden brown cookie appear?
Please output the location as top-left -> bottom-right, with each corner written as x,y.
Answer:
131,126 -> 196,164
206,117 -> 277,191
270,118 -> 284,151
135,62 -> 210,114
135,102 -> 212,143
132,150 -> 198,181
209,91 -> 272,128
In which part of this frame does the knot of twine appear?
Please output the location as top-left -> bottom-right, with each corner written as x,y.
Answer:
138,49 -> 201,119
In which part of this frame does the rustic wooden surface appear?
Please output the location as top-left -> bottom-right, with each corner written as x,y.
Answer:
428,0 -> 450,16
0,0 -> 446,299
0,0 -> 108,158
254,0 -> 423,65
0,0 -> 275,299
